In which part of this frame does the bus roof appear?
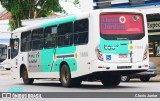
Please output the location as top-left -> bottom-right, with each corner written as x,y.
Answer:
12,8 -> 144,35
12,15 -> 76,34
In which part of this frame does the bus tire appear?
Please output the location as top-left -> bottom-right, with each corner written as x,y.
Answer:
100,73 -> 113,86
101,74 -> 121,86
112,75 -> 121,86
60,64 -> 73,87
22,67 -> 34,85
72,78 -> 82,87
140,77 -> 150,82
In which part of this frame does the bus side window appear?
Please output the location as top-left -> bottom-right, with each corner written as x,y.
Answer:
32,28 -> 44,50
74,19 -> 89,45
58,22 -> 73,47
11,39 -> 19,59
21,31 -> 31,52
44,26 -> 57,48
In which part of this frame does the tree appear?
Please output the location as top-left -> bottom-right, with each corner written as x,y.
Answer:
73,0 -> 80,8
0,0 -> 64,31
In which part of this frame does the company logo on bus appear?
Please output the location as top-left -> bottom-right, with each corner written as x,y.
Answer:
104,45 -> 119,51
133,15 -> 139,21
119,16 -> 126,24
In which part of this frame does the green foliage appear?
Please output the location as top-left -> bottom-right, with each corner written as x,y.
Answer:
73,0 -> 79,6
0,0 -> 64,31
73,0 -> 80,9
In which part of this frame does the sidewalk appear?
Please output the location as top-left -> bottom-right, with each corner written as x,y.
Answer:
148,75 -> 160,82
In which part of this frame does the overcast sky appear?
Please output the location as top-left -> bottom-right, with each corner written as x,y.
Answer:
59,0 -> 81,14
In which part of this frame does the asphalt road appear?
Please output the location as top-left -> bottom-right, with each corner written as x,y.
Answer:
0,71 -> 160,100
0,76 -> 160,92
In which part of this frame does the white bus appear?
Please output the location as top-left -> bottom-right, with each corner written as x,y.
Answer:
0,43 -> 11,70
0,33 -> 11,70
10,9 -> 149,87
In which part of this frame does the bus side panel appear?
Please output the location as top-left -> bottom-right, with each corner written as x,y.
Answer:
71,13 -> 100,78
52,45 -> 77,77
41,49 -> 54,72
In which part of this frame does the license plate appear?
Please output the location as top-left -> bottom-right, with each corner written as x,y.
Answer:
119,54 -> 128,58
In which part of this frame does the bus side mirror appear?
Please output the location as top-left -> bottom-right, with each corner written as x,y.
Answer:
8,46 -> 11,59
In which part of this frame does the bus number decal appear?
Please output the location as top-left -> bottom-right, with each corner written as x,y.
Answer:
80,52 -> 88,57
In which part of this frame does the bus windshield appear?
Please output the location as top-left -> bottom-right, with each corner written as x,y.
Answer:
0,45 -> 7,63
100,13 -> 144,40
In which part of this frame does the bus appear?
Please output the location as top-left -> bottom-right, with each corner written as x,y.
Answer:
0,34 -> 11,70
0,43 -> 11,70
10,9 -> 149,87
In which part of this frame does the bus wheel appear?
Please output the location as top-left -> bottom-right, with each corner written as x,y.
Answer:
72,78 -> 82,87
22,67 -> 34,85
112,75 -> 121,86
60,64 -> 73,87
140,77 -> 150,82
100,74 -> 113,86
101,74 -> 121,87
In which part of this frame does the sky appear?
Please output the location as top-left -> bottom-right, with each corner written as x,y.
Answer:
59,0 -> 81,14
0,4 -> 5,13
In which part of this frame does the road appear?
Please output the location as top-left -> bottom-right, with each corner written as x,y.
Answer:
0,75 -> 160,92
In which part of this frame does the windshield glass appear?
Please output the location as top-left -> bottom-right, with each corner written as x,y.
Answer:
100,13 -> 144,40
0,45 -> 7,62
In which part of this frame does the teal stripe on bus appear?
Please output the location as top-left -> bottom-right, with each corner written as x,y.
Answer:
100,37 -> 130,54
56,45 -> 76,55
40,15 -> 77,72
52,58 -> 77,72
41,15 -> 77,28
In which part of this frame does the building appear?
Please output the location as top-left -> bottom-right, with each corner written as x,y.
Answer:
80,0 -> 160,74
0,10 -> 11,45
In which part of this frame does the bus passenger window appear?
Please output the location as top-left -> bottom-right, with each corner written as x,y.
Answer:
21,31 -> 31,52
58,22 -> 73,47
32,28 -> 44,50
74,19 -> 89,45
11,39 -> 19,59
44,26 -> 57,48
